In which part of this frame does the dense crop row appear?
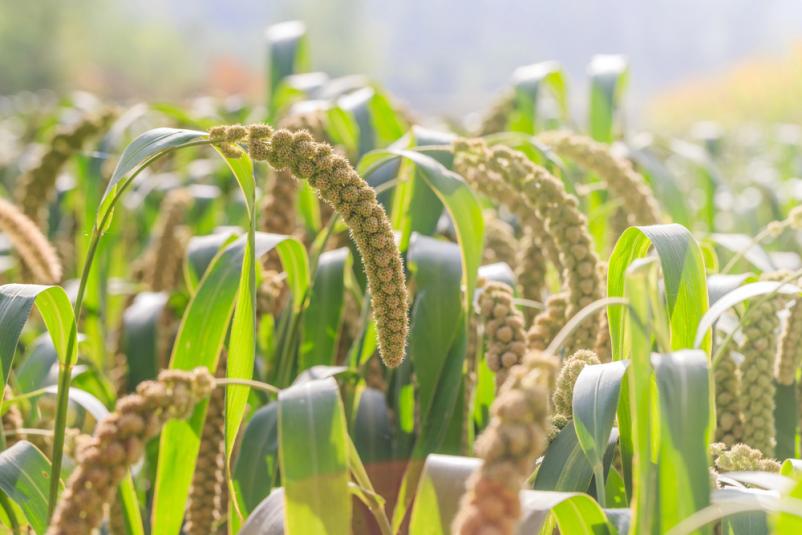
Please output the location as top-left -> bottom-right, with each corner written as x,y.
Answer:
0,20 -> 801,535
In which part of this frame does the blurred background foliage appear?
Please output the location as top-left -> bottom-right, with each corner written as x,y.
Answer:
3,0 -> 802,129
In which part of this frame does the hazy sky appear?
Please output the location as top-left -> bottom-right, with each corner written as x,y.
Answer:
8,0 -> 802,119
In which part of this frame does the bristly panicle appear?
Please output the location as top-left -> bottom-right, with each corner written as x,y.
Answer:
209,124 -> 408,367
0,197 -> 62,284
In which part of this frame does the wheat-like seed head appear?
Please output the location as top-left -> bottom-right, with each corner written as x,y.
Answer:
0,197 -> 62,284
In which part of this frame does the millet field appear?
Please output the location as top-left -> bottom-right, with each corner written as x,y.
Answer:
2,17 -> 802,535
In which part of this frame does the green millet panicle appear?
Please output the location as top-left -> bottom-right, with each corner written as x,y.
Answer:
711,442 -> 780,473
776,297 -> 802,385
0,196 -> 62,284
553,349 -> 600,421
478,281 -> 527,387
482,213 -> 518,270
209,125 -> 408,367
739,295 -> 785,457
140,188 -> 192,292
536,130 -> 663,227
454,139 -> 602,352
16,109 -> 117,229
453,351 -> 558,535
185,359 -> 228,535
713,346 -> 743,447
48,368 -> 214,535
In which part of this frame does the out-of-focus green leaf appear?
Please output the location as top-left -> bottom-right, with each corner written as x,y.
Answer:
588,54 -> 629,143
300,248 -> 349,370
508,61 -> 568,134
266,21 -> 309,116
119,292 -> 167,389
0,441 -> 53,535
278,377 -> 351,535
233,402 -> 279,516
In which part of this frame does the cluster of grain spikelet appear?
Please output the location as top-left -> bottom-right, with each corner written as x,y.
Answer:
454,141 -> 561,311
738,293 -> 785,457
713,341 -> 743,447
2,386 -> 24,446
454,139 -> 602,353
710,442 -> 780,474
477,281 -> 527,387
776,295 -> 802,385
185,359 -> 227,535
452,350 -> 558,535
0,197 -> 62,283
209,124 -> 408,367
48,367 -> 214,535
551,349 -> 600,431
16,109 -> 117,230
536,131 -> 664,229
258,112 -> 329,317
481,213 -> 518,270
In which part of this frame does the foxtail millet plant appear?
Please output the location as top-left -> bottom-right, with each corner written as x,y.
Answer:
185,360 -> 227,535
738,294 -> 785,457
16,109 -> 117,230
209,124 -> 408,367
0,196 -> 62,284
713,344 -> 744,447
515,226 -> 549,323
536,130 -> 664,228
260,109 -> 329,267
139,188 -> 192,293
776,296 -> 802,385
552,349 -> 600,425
526,293 -> 568,351
477,280 -> 527,387
482,212 -> 518,270
454,139 -> 603,352
48,367 -> 214,535
452,350 -> 558,535
710,442 -> 780,473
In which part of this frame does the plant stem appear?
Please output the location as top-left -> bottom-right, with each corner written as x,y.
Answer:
48,229 -> 100,517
